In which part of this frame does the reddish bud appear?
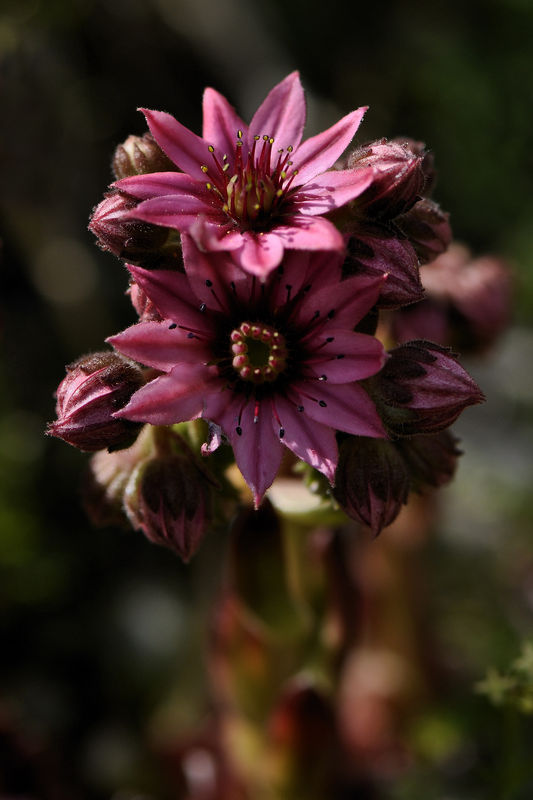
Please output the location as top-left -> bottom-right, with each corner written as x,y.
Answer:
89,192 -> 182,270
343,224 -> 423,308
48,352 -> 145,452
396,198 -> 452,265
397,430 -> 462,490
392,245 -> 512,353
348,138 -> 427,219
394,137 -> 437,195
112,132 -> 175,179
125,447 -> 214,562
374,340 -> 484,436
334,437 -> 410,535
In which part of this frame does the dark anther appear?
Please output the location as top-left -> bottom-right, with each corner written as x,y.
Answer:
336,354 -> 345,359
319,400 -> 327,407
279,428 -> 285,439
206,279 -> 213,287
199,303 -> 207,312
319,375 -> 327,381
187,332 -> 195,339
236,426 -> 242,436
326,336 -> 334,343
168,323 -> 177,329
297,405 -> 304,412
327,309 -> 336,319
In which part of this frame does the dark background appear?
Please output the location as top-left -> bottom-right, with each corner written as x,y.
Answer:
1,0 -> 533,797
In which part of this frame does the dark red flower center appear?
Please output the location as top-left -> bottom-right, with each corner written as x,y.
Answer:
230,321 -> 288,383
201,132 -> 298,231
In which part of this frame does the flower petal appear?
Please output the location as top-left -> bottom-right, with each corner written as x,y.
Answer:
115,364 -> 219,425
273,395 -> 338,482
237,231 -> 285,276
182,234 -> 249,313
275,216 -> 344,252
107,320 -> 212,371
290,380 -> 386,438
304,330 -> 387,383
292,107 -> 368,185
268,250 -> 313,308
212,395 -> 283,506
115,171 -> 206,201
248,72 -> 306,158
126,194 -> 221,232
142,108 -> 213,181
202,87 -> 247,159
293,167 -> 374,215
188,216 -> 243,252
294,273 -> 386,331
126,265 -> 215,332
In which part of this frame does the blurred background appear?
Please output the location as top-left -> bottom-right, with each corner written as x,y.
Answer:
1,0 -> 533,797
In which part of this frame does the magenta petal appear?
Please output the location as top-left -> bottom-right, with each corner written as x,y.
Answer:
115,364 -> 219,425
269,250 -> 312,307
290,380 -> 386,438
202,87 -> 247,158
107,321 -> 211,371
248,72 -> 306,158
305,330 -> 387,383
182,235 -> 249,313
275,216 -> 344,252
142,108 -> 212,181
127,194 -> 220,231
188,216 -> 243,252
274,396 -> 338,482
294,167 -> 374,215
224,398 -> 283,506
292,107 -> 368,185
115,171 -> 205,201
296,273 -> 386,331
238,232 -> 285,276
126,265 -> 215,332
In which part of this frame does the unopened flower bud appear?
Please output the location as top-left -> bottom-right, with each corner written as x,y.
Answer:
334,437 -> 410,535
374,341 -> 484,436
396,198 -> 452,265
343,225 -> 423,308
124,443 -> 214,562
392,244 -> 512,353
83,428 -> 153,526
347,138 -> 427,219
397,430 -> 461,490
112,132 -> 175,179
89,192 -> 182,270
48,352 -> 145,452
393,137 -> 437,195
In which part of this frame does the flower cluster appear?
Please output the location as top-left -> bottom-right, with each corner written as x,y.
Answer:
50,71 -> 487,556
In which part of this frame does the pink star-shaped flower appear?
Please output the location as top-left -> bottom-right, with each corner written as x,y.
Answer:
114,72 -> 373,277
108,239 -> 388,505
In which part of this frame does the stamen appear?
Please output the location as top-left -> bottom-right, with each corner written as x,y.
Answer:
229,321 -> 288,383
